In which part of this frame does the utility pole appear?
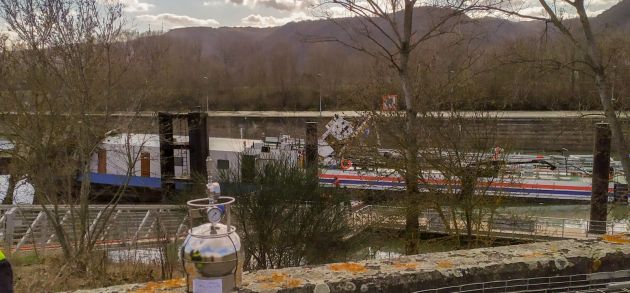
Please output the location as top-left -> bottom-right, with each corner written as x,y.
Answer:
611,66 -> 617,103
449,70 -> 454,113
202,76 -> 209,112
317,73 -> 322,118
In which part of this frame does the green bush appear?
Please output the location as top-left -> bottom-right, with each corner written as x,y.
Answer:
226,159 -> 351,269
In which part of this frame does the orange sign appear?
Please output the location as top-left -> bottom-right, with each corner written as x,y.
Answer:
381,94 -> 398,111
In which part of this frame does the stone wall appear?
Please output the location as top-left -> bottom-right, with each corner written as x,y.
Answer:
78,239 -> 630,293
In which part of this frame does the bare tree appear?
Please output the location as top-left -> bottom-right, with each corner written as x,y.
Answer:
312,0 -> 499,253
0,0 -> 156,273
488,0 -> 630,184
419,111 -> 513,246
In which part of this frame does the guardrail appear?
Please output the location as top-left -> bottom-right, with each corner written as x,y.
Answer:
414,269 -> 630,292
350,205 -> 630,240
0,205 -> 188,253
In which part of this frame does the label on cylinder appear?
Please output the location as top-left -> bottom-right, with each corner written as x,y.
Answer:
193,279 -> 222,293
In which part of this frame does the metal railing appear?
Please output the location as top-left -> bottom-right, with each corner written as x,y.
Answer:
350,205 -> 630,240
3,203 -> 628,253
414,269 -> 630,292
0,204 -> 188,253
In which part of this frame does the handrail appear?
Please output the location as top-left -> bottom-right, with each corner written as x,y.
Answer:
351,205 -> 628,240
414,269 -> 630,292
359,205 -> 623,224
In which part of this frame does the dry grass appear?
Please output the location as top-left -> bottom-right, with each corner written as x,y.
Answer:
10,249 -> 184,293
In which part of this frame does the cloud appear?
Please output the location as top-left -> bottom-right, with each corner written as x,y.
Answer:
584,0 -> 619,15
203,0 -> 223,6
241,14 -> 278,27
204,0 -> 238,5
587,9 -> 606,16
502,0 -> 617,18
121,0 -> 154,12
257,0 -> 314,11
517,6 -> 547,17
240,12 -> 314,27
316,5 -> 352,18
136,13 -> 220,29
224,0 -> 315,11
585,0 -> 619,10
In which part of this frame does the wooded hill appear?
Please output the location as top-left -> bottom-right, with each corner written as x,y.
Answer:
7,1 -> 630,112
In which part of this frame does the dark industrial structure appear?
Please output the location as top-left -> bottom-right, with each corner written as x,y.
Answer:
158,110 -> 209,201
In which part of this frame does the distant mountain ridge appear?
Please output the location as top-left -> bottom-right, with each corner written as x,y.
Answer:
164,0 -> 628,61
594,0 -> 630,30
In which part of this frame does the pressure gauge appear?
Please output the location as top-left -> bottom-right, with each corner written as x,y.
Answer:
207,207 -> 223,224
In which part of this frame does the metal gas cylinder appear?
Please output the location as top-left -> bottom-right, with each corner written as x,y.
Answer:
181,189 -> 243,293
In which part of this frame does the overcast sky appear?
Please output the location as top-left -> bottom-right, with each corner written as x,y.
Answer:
123,0 -> 319,29
123,0 -> 621,30
0,0 -> 622,34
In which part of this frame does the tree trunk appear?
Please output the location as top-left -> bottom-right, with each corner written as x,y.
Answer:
595,74 -> 630,186
3,174 -> 16,204
460,172 -> 475,246
573,2 -> 630,187
400,0 -> 420,255
402,79 -> 420,254
402,55 -> 421,255
404,170 -> 419,254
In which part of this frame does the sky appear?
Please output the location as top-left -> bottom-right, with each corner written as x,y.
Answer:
122,0 -> 621,30
0,0 -> 622,34
123,0 -> 320,30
